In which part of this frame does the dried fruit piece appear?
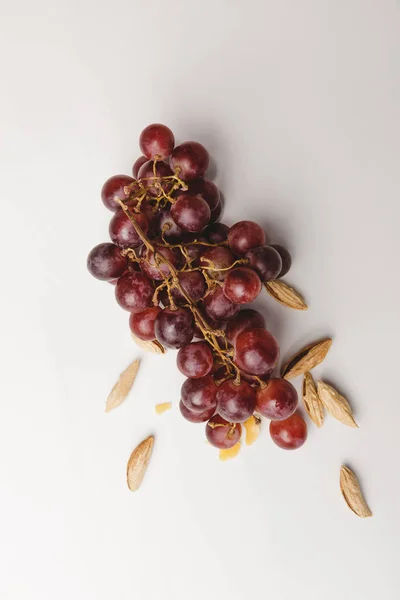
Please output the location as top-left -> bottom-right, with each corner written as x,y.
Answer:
131,332 -> 165,354
105,358 -> 140,413
265,280 -> 308,310
126,435 -> 154,491
340,465 -> 372,518
219,442 -> 241,461
302,372 -> 324,427
155,402 -> 172,414
281,338 -> 332,379
243,415 -> 261,445
317,381 -> 358,428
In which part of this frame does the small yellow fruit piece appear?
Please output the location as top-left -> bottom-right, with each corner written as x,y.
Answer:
155,402 -> 172,415
243,415 -> 261,445
219,442 -> 241,461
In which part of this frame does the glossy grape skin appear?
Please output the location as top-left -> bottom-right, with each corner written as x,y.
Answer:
228,221 -> 267,256
109,209 -> 149,248
179,400 -> 216,423
115,271 -> 154,312
271,244 -> 292,278
139,123 -> 175,160
225,309 -> 266,344
141,244 -> 182,280
170,141 -> 209,181
246,245 -> 282,282
132,156 -> 148,178
216,379 -> 256,422
87,243 -> 127,281
101,175 -> 135,212
155,307 -> 195,349
188,179 -> 220,214
234,328 -> 279,376
205,415 -> 242,449
138,160 -> 173,196
173,271 -> 207,303
269,413 -> 307,450
200,246 -> 235,280
177,341 -> 214,378
129,306 -> 161,341
170,193 -> 211,233
158,208 -> 183,242
210,199 -> 222,223
181,375 -> 217,412
203,287 -> 240,322
205,222 -> 229,244
256,378 -> 298,420
223,267 -> 262,304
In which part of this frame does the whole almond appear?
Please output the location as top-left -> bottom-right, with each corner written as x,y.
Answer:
126,435 -> 154,492
281,338 -> 332,379
303,372 -> 324,427
340,465 -> 372,518
105,358 -> 140,413
265,280 -> 308,310
317,381 -> 358,428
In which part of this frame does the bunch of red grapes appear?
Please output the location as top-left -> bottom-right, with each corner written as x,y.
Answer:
87,124 -> 308,452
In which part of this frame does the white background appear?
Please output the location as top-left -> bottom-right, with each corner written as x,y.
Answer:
1,1 -> 399,599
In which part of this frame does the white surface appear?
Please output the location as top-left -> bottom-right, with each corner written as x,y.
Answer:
1,1 -> 399,599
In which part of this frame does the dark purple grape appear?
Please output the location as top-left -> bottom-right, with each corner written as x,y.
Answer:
203,287 -> 240,321
234,328 -> 279,376
173,271 -> 207,303
216,379 -> 257,422
223,267 -> 262,304
132,156 -> 148,178
129,306 -> 161,341
228,221 -> 267,256
101,175 -> 136,212
87,243 -> 127,281
184,242 -> 204,267
246,245 -> 282,282
170,142 -> 209,181
256,378 -> 298,420
179,400 -> 216,423
209,199 -> 222,223
115,271 -> 154,312
204,223 -> 230,244
138,160 -> 173,197
158,208 -> 184,242
170,193 -> 211,232
270,244 -> 292,278
141,244 -> 182,280
270,413 -> 307,450
188,179 -> 220,213
225,309 -> 266,344
177,342 -> 214,378
200,246 -> 235,280
109,210 -> 149,248
205,415 -> 242,449
181,375 -> 217,412
139,123 -> 175,160
154,307 -> 195,348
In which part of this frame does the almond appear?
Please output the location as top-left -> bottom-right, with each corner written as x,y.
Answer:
105,358 -> 140,413
126,435 -> 154,491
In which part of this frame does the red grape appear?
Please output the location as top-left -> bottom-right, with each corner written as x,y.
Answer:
139,123 -> 175,160
170,193 -> 211,232
234,328 -> 279,376
129,306 -> 161,341
177,341 -> 213,378
155,307 -> 195,348
170,141 -> 209,181
87,243 -> 127,281
270,244 -> 292,278
115,271 -> 154,312
205,415 -> 242,449
256,378 -> 298,420
225,309 -> 266,344
269,413 -> 307,450
184,242 -> 204,267
210,199 -> 222,223
109,209 -> 149,248
216,379 -> 256,422
141,244 -> 182,280
179,400 -> 215,423
246,246 -> 282,282
205,223 -> 229,244
228,221 -> 267,256
173,271 -> 207,303
188,179 -> 220,214
137,160 -> 173,197
181,375 -> 217,412
101,175 -> 135,212
200,246 -> 235,280
223,267 -> 262,304
158,208 -> 183,242
203,287 -> 240,321
132,156 -> 148,178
